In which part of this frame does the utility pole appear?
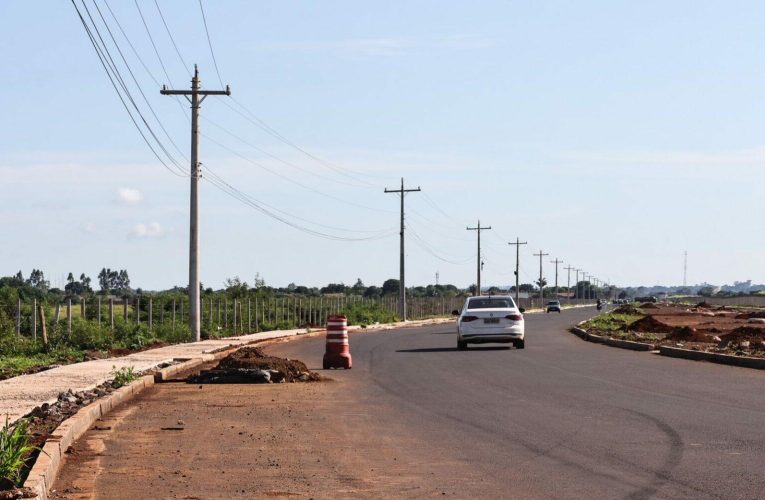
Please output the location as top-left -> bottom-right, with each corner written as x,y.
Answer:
564,265 -> 575,302
683,250 -> 688,287
384,178 -> 421,320
161,65 -> 231,342
533,250 -> 549,305
467,221 -> 491,296
550,258 -> 563,298
508,237 -> 527,305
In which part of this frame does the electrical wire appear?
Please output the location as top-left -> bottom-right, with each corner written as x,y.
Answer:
202,114 -> 388,193
202,167 -> 396,241
134,0 -> 175,88
153,0 -> 191,76
407,225 -> 473,265
71,0 -> 186,178
103,0 -> 191,122
198,0 -> 224,88
91,0 -> 188,163
202,131 -> 396,214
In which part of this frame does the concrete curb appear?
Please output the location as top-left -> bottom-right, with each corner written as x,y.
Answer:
24,374 -> 153,500
569,328 -> 656,351
659,346 -> 765,370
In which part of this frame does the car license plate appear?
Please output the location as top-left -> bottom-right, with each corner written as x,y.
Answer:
484,318 -> 499,324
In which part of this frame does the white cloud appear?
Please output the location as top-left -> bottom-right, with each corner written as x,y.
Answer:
129,222 -> 164,239
81,222 -> 96,234
116,187 -> 143,205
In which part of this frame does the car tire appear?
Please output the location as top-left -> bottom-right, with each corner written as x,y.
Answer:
457,339 -> 467,350
515,339 -> 525,349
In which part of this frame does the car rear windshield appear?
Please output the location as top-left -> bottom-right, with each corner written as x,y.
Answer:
467,298 -> 515,309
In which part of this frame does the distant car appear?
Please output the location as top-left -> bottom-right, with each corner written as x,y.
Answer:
453,295 -> 525,350
546,300 -> 561,313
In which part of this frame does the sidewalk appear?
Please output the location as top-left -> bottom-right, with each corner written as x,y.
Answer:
0,318 -> 455,424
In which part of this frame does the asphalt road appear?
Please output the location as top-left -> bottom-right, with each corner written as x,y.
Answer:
266,307 -> 765,499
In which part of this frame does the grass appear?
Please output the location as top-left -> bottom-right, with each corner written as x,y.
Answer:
581,312 -> 645,332
111,365 -> 139,388
0,416 -> 37,488
0,348 -> 87,381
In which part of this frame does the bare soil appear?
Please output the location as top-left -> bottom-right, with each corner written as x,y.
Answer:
593,303 -> 765,357
50,380 -> 464,499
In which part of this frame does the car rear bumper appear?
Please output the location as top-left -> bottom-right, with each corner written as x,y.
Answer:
459,327 -> 524,343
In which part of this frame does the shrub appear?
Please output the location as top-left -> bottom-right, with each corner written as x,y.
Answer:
0,416 -> 37,488
111,365 -> 139,388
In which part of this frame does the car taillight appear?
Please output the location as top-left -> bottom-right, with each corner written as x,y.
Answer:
505,314 -> 523,321
461,315 -> 479,322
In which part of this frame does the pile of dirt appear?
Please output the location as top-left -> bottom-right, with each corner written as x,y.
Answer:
735,310 -> 765,320
720,326 -> 765,345
640,303 -> 659,309
629,315 -> 674,334
190,347 -> 325,384
614,304 -> 643,315
695,301 -> 711,309
664,326 -> 715,343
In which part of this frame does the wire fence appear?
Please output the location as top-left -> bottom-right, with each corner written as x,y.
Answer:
2,295 -> 469,340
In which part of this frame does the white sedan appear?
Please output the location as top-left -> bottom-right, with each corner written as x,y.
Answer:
454,295 -> 525,350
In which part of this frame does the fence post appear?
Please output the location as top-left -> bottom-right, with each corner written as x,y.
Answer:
224,299 -> 228,329
247,299 -> 251,332
39,302 -> 48,348
81,297 -> 85,320
172,299 -> 177,332
32,298 -> 37,340
149,298 -> 153,333
123,296 -> 128,322
109,297 -> 114,328
210,298 -> 213,331
233,299 -> 238,335
97,297 -> 101,325
180,300 -> 184,326
15,298 -> 21,336
67,299 -> 72,335
136,297 -> 141,325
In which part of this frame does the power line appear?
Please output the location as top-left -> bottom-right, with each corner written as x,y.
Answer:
203,168 -> 395,241
91,0 -> 188,163
70,0 -> 185,178
153,0 -> 191,76
198,0 -> 224,88
134,0 -> 174,88
202,131 -> 394,214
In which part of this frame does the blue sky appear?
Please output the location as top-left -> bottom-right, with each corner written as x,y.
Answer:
1,1 -> 764,290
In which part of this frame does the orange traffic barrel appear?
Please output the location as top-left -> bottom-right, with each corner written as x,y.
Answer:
323,315 -> 352,369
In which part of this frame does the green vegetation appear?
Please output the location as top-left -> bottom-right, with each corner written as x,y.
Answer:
342,301 -> 398,326
111,365 -> 139,388
581,312 -> 645,332
0,417 -> 37,488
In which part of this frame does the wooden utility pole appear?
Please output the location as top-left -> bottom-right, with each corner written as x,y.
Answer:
384,178 -> 421,320
467,221 -> 491,296
161,65 -> 230,342
550,258 -> 563,298
533,250 -> 549,305
508,237 -> 527,305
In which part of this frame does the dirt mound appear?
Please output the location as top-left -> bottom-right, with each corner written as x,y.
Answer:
735,310 -> 765,320
695,301 -> 711,309
191,347 -> 325,384
640,302 -> 659,309
614,305 -> 643,315
720,326 -> 765,344
629,315 -> 674,334
665,326 -> 714,343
